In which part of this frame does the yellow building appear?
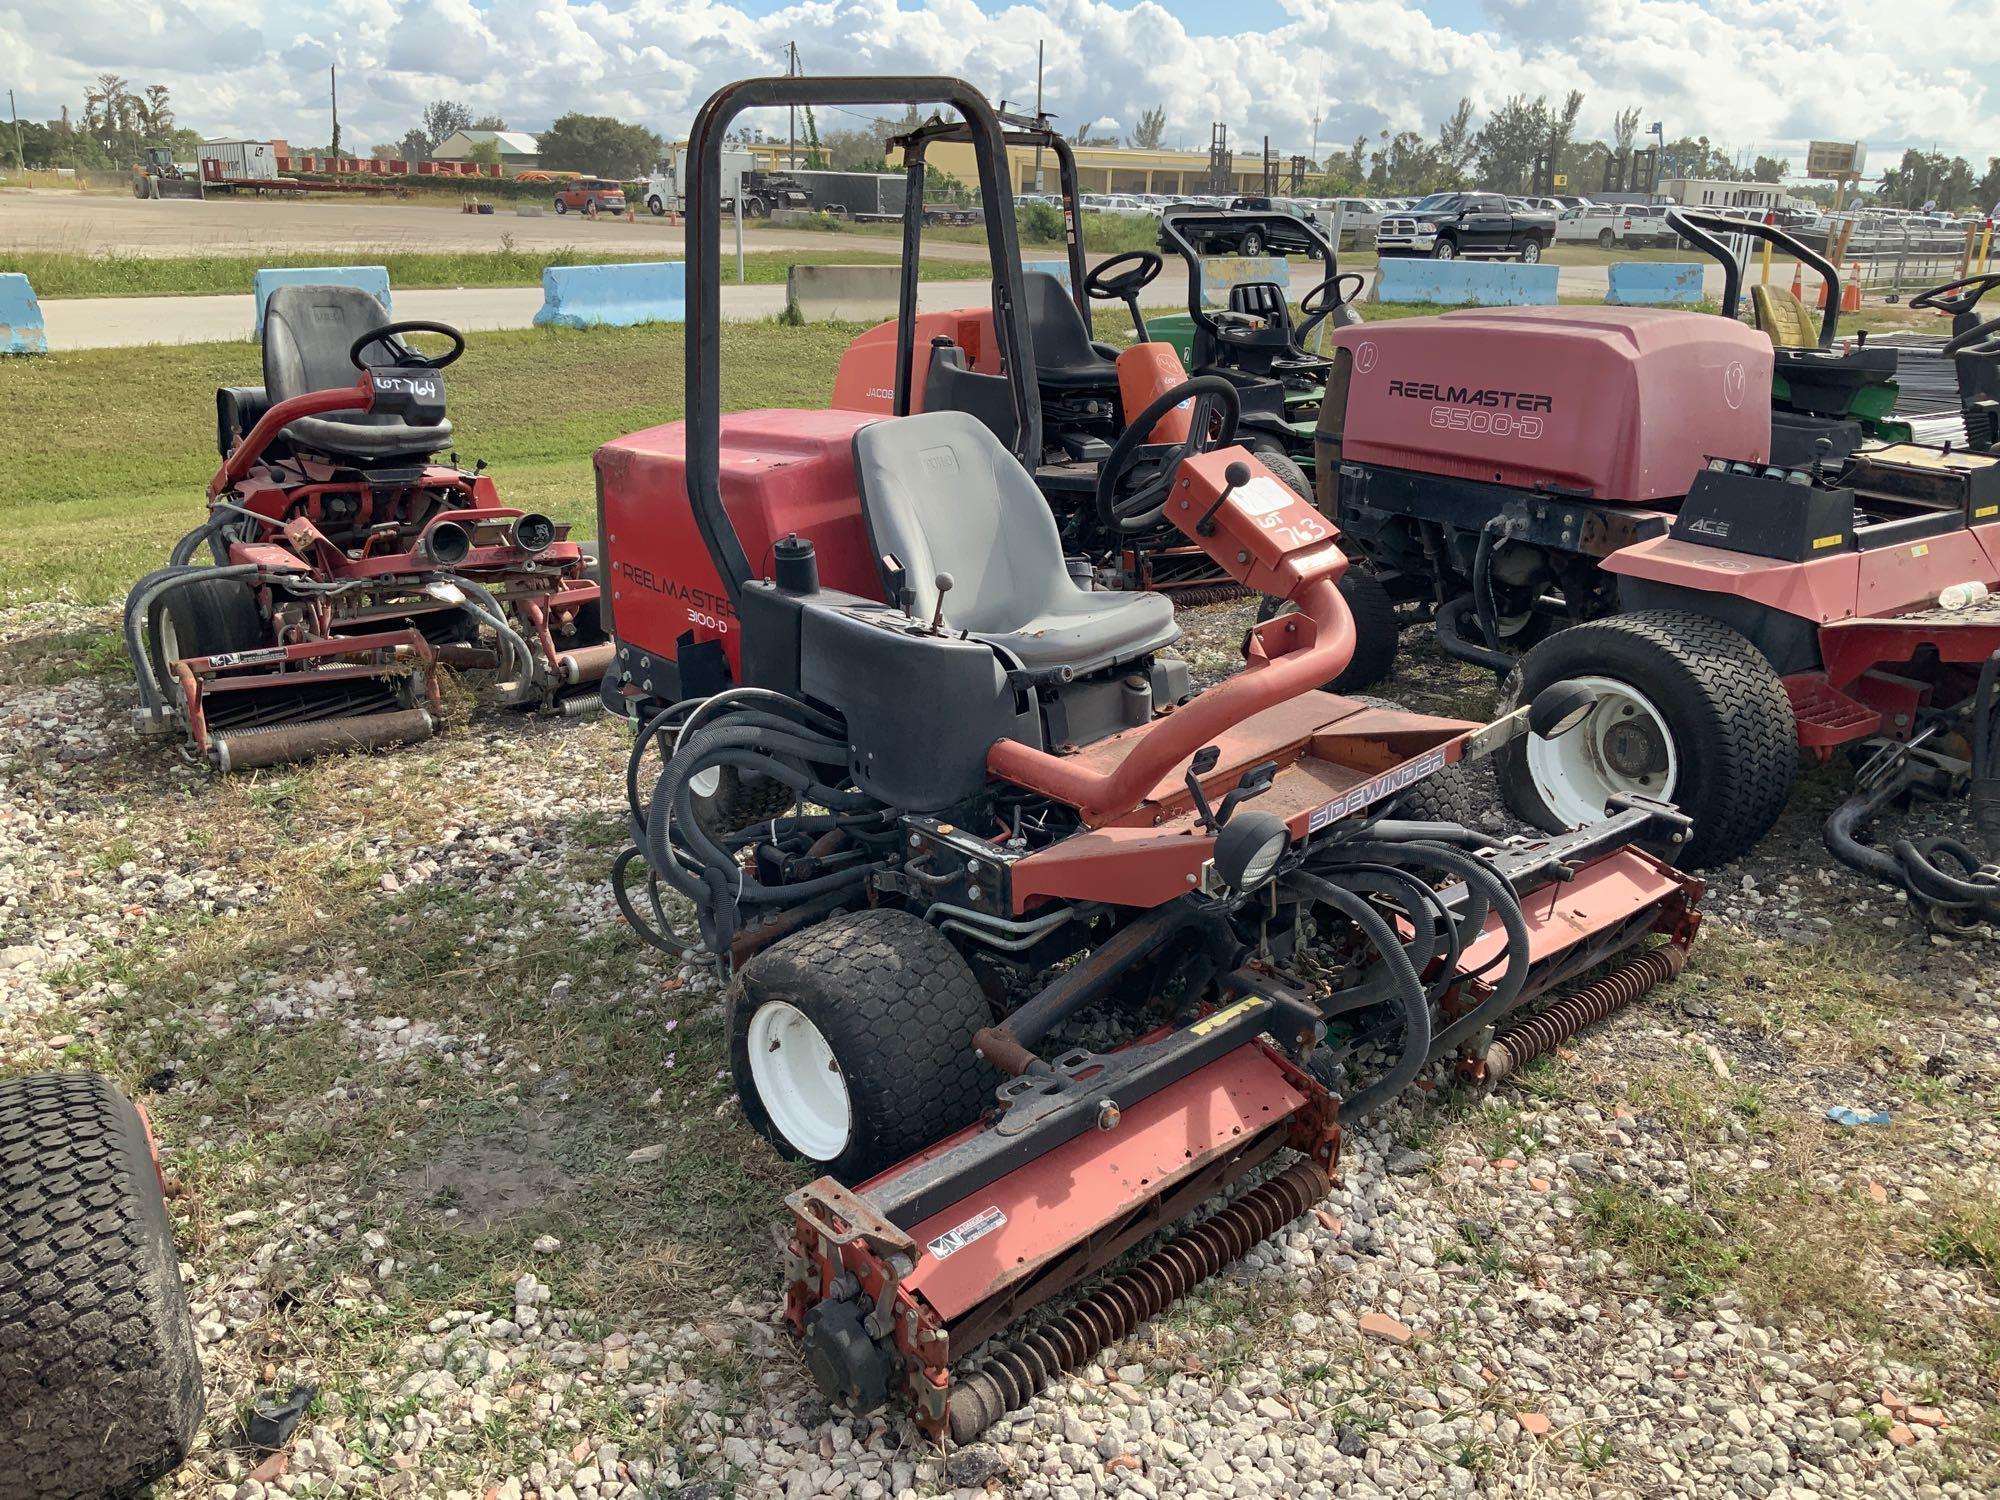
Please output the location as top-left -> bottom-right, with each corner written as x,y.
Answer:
700,137 -> 1281,197
908,140 -> 1278,197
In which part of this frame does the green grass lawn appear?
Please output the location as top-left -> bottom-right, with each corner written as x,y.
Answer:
0,322 -> 876,604
12,247 -> 989,299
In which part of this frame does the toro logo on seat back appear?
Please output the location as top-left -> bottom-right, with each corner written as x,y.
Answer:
1383,375 -> 1552,440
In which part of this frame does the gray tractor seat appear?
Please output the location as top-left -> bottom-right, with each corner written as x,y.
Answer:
1025,272 -> 1121,391
853,410 -> 1178,675
262,284 -> 454,461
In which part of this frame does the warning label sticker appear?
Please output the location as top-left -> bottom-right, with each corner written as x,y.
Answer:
926,1205 -> 1007,1260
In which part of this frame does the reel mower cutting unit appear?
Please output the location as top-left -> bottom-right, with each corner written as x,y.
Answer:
125,291 -> 607,770
598,74 -> 1706,1442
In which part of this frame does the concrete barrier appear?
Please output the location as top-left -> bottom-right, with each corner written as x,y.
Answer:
1024,259 -> 1073,290
253,265 -> 391,340
1197,255 -> 1290,309
784,263 -> 898,322
1606,261 -> 1707,305
534,261 -> 686,329
0,273 -> 47,355
1374,259 -> 1558,306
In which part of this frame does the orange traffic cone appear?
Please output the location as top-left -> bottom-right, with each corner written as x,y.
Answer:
1842,262 -> 1862,313
1791,263 -> 1804,300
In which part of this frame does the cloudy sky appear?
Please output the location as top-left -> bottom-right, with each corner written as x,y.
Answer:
5,0 -> 1995,172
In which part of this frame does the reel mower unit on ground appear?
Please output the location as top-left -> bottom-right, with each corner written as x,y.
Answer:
598,74 -> 1707,1443
125,289 -> 607,770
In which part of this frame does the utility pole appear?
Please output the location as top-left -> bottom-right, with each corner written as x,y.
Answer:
1032,41 -> 1044,193
329,65 -> 340,159
8,90 -> 23,174
1310,110 -> 1321,170
787,41 -> 797,170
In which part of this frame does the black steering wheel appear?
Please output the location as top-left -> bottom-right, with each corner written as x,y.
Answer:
349,320 -> 467,371
1293,272 -> 1366,346
1086,251 -> 1163,303
1910,273 -> 2000,319
1094,375 -> 1242,533
1943,314 -> 2000,359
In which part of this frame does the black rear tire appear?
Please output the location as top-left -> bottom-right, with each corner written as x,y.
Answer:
1391,762 -> 1475,825
156,571 -> 267,667
693,766 -> 796,840
0,1074 -> 203,1500
1493,610 -> 1798,867
1256,566 -> 1401,694
729,909 -> 996,1184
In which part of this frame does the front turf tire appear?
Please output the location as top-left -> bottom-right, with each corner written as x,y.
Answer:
729,909 -> 996,1184
0,1074 -> 203,1500
1493,610 -> 1798,868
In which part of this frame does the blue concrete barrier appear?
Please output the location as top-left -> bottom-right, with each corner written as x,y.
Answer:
1197,255 -> 1290,308
0,273 -> 46,355
534,262 -> 686,329
1374,259 -> 1559,306
253,266 -> 391,340
1606,261 -> 1707,305
1023,259 -> 1072,289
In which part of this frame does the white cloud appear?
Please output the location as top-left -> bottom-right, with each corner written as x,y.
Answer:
6,0 -> 1994,168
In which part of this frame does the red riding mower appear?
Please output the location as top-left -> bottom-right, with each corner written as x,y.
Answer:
125,287 -> 606,770
1316,209 -> 2000,926
599,75 -> 1705,1444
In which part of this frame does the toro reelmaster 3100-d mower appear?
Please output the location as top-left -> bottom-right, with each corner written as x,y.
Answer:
125,288 -> 607,771
596,75 -> 1705,1443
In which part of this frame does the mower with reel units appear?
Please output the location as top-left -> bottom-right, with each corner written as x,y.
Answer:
125,289 -> 607,770
1314,228 -> 2000,924
597,74 -> 1707,1444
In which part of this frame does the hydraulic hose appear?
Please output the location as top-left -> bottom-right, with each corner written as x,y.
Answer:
1283,869 -> 1430,1119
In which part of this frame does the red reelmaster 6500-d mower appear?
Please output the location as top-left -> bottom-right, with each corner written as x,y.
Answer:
596,76 -> 1704,1444
125,289 -> 607,770
1318,209 -> 2000,928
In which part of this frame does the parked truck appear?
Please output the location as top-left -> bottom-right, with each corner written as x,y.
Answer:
1375,191 -> 1555,261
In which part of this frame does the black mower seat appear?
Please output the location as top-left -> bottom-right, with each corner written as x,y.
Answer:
1226,282 -> 1297,344
262,284 -> 454,461
854,410 -> 1178,675
1025,272 -> 1121,391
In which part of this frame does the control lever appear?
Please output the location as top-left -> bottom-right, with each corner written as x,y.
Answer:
1005,663 -> 1076,694
1185,745 -> 1223,832
1215,760 -> 1279,825
929,572 -> 955,634
1196,461 -> 1253,537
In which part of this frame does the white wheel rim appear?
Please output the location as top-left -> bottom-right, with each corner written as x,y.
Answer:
1525,674 -> 1680,829
158,612 -> 183,666
689,766 -> 721,799
746,1000 -> 852,1161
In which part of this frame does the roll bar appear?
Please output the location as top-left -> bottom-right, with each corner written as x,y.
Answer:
1156,210 -> 1342,341
890,111 -> 1090,329
1666,208 -> 1842,348
684,77 -> 1038,601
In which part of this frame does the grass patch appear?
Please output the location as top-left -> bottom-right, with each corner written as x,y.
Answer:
1578,1183 -> 1745,1306
0,320 -> 874,604
10,246 -> 988,299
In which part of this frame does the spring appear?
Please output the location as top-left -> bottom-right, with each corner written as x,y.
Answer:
944,1157 -> 1331,1443
1482,943 -> 1686,1083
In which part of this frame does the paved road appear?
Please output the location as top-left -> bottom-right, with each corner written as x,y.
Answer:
35,257 -> 1737,352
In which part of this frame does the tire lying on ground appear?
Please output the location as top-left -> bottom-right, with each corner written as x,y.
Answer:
155,570 -> 266,667
1492,609 -> 1799,868
0,1073 -> 203,1500
728,909 -> 995,1184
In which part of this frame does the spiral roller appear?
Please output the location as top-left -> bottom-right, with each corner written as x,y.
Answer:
1482,943 -> 1687,1083
944,1157 -> 1331,1442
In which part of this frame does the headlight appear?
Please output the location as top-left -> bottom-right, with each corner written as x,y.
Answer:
1416,219 -> 1439,230
1212,811 -> 1289,892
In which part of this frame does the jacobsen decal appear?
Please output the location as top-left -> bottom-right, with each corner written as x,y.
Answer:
1306,746 -> 1451,831
927,1205 -> 1006,1260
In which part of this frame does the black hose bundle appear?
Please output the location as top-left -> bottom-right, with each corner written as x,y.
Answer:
613,688 -> 890,958
1823,651 -> 2000,936
1282,829 -> 1532,1119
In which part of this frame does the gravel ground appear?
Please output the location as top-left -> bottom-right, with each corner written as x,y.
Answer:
3,599 -> 1996,1500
